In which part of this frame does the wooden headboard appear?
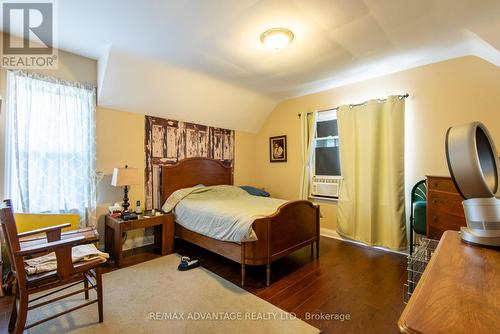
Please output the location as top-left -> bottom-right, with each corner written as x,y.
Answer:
161,158 -> 234,204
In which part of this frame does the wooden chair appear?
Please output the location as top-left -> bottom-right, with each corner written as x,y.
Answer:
0,200 -> 106,333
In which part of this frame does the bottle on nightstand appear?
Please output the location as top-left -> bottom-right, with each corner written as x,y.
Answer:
135,200 -> 142,214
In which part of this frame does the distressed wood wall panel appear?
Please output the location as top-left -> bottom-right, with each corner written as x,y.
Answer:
144,116 -> 234,209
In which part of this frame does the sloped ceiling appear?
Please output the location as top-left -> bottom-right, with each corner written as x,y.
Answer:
41,1 -> 500,131
98,48 -> 276,131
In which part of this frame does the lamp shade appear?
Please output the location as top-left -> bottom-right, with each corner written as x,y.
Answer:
111,167 -> 139,187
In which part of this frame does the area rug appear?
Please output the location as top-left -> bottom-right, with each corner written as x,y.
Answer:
25,255 -> 319,333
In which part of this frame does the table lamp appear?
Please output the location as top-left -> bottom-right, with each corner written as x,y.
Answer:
111,165 -> 139,213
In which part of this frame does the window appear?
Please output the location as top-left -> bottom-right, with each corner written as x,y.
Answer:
309,110 -> 341,200
4,71 -> 97,226
313,110 -> 341,177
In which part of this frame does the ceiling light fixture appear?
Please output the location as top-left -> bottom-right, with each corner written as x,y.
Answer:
260,28 -> 294,51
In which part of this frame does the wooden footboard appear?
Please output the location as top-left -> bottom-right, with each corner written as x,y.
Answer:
243,200 -> 320,266
175,200 -> 320,286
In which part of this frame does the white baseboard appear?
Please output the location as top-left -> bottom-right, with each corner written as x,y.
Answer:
320,227 -> 342,240
320,227 -> 408,256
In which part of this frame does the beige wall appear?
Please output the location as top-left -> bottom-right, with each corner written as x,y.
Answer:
255,56 -> 500,231
234,131 -> 257,186
95,107 -> 146,207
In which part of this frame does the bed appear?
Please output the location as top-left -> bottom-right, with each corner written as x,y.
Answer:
160,157 -> 320,286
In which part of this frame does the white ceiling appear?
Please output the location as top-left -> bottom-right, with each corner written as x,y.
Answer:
32,1 -> 500,131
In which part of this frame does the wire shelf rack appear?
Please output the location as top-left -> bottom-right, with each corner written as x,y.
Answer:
404,238 -> 439,304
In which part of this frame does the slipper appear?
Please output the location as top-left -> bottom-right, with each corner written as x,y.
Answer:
177,256 -> 200,271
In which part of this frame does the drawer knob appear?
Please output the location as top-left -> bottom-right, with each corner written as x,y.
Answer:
433,199 -> 437,204
434,183 -> 439,188
433,216 -> 438,222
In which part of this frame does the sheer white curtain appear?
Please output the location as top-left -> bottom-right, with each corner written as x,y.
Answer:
299,111 -> 317,199
4,71 -> 97,226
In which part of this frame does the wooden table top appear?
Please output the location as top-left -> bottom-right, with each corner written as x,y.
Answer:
106,213 -> 170,223
398,231 -> 500,334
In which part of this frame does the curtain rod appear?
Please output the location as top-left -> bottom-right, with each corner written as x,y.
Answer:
297,93 -> 409,118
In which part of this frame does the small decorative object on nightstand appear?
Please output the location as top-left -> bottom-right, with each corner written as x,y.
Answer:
111,165 -> 139,213
135,200 -> 142,214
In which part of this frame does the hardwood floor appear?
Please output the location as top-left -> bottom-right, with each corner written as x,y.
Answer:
176,236 -> 407,334
0,293 -> 13,332
0,236 -> 407,333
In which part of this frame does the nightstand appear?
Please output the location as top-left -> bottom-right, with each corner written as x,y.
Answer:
105,213 -> 174,267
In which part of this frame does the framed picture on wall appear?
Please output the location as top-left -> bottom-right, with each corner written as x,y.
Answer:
269,135 -> 287,162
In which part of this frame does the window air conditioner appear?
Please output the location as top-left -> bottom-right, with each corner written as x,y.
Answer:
311,175 -> 342,198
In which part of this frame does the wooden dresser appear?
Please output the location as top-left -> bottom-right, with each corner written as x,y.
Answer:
426,175 -> 467,239
399,231 -> 500,333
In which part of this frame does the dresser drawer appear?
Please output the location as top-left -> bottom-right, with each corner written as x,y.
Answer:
427,191 -> 465,217
426,176 -> 467,239
427,211 -> 466,239
427,177 -> 459,193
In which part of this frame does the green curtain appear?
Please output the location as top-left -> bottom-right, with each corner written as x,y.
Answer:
299,112 -> 317,200
336,96 -> 407,250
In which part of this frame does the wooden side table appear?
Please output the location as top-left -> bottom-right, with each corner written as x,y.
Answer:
105,213 -> 174,267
